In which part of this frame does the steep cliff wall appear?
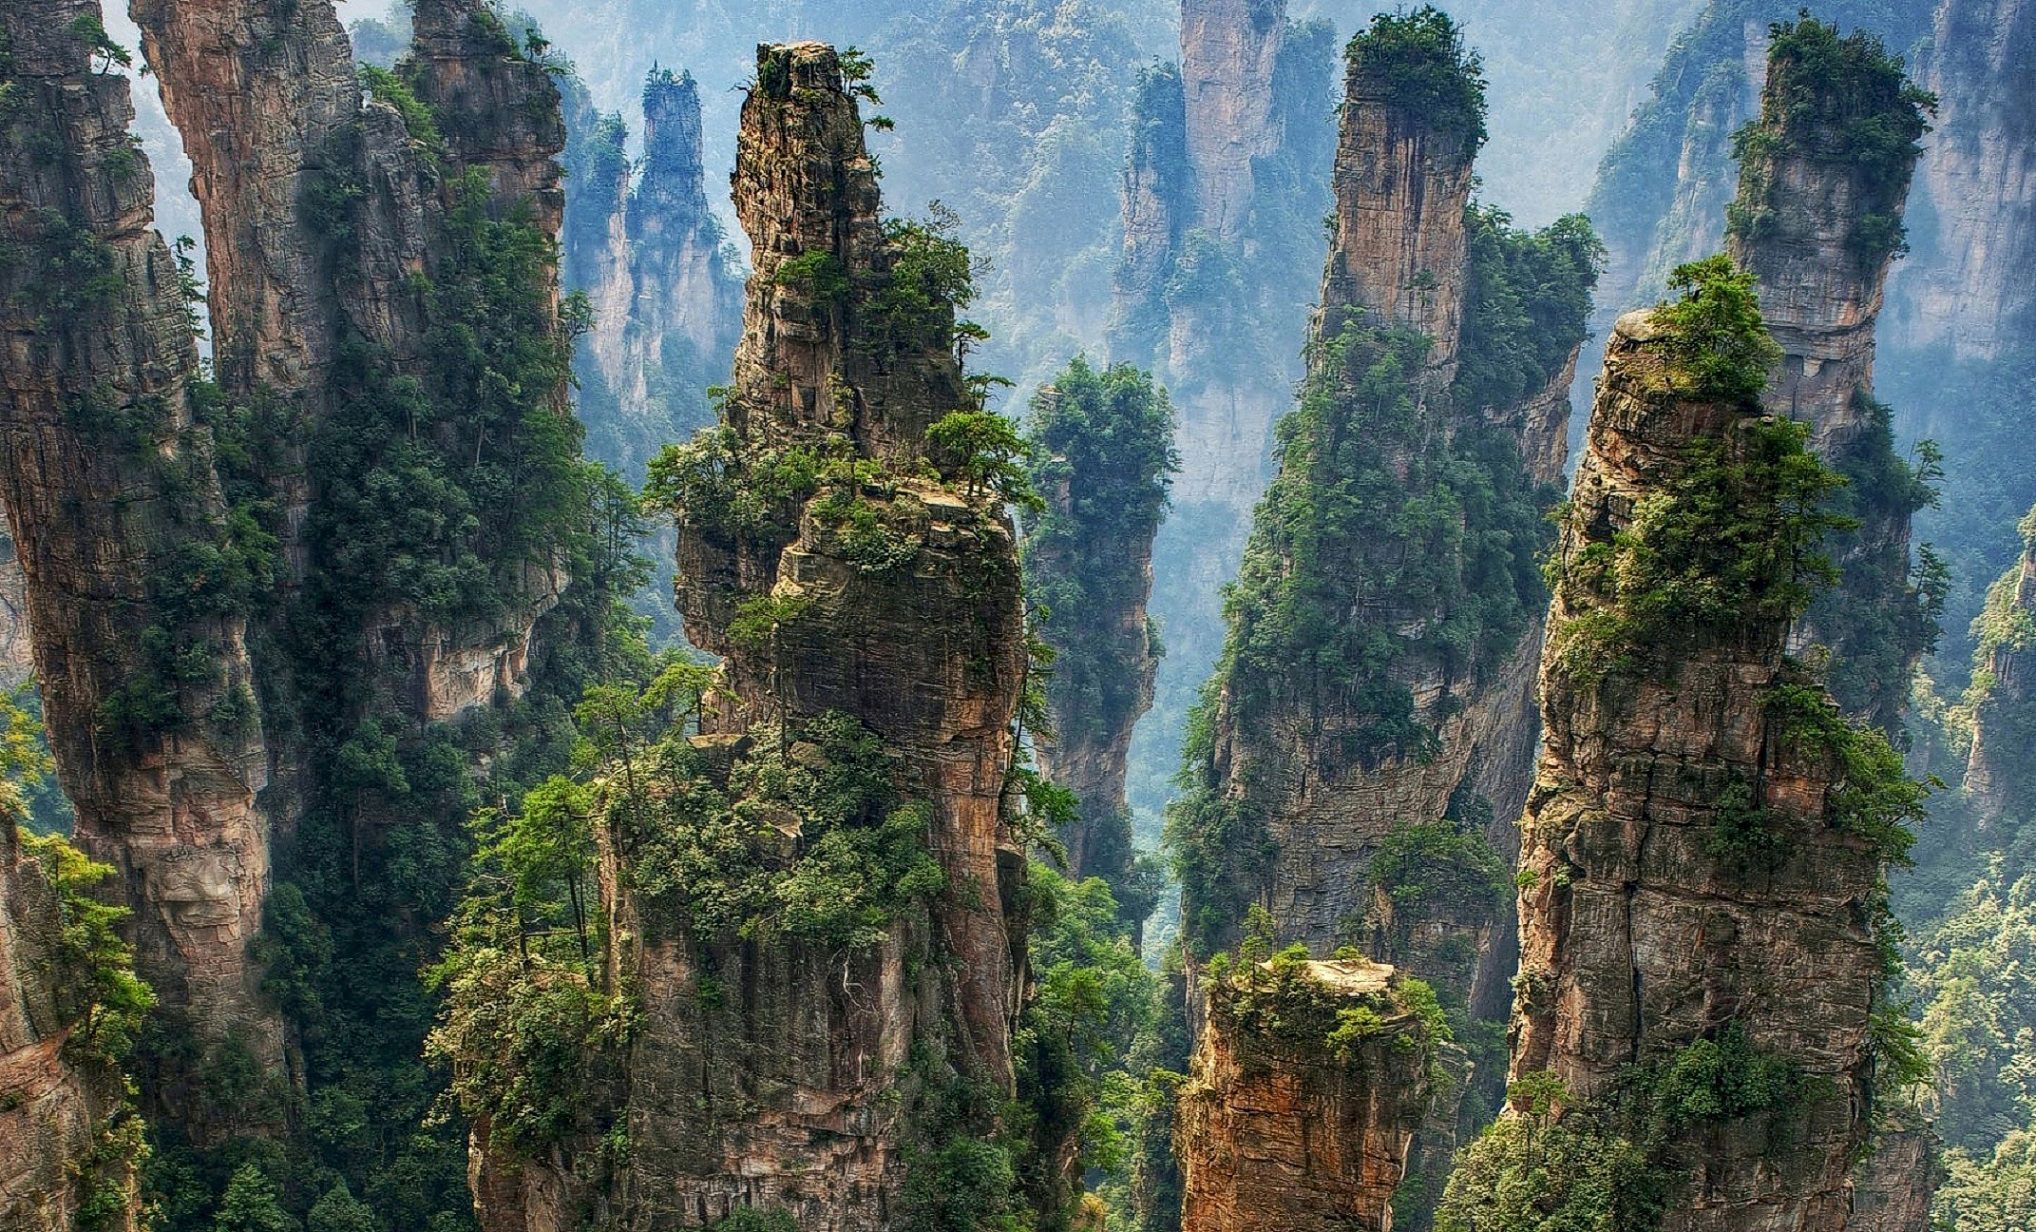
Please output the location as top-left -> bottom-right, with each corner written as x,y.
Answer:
1022,360 -> 1175,925
570,68 -> 742,483
0,0 -> 286,1127
1458,280 -> 1922,1231
1178,0 -> 1282,244
133,0 -> 569,735
1887,0 -> 2036,364
1964,510 -> 2036,829
1113,0 -> 1337,834
0,816 -> 147,1232
1175,953 -> 1437,1232
1725,18 -> 1936,734
459,43 -> 1029,1231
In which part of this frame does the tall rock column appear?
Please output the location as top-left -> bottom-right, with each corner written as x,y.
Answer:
0,0 -> 285,1123
1111,0 -> 1337,841
1179,0 -> 1284,243
1725,17 -> 1935,732
569,67 -> 743,482
1166,12 -> 1599,1229
1471,276 -> 1921,1232
1021,358 -> 1175,927
462,43 -> 1029,1231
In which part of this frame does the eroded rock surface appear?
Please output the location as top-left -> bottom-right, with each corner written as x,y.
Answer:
0,0 -> 285,1118
470,43 -> 1027,1231
1514,309 -> 1896,1231
1176,956 -> 1434,1232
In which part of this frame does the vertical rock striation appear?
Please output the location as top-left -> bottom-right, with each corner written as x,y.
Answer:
569,67 -> 742,483
1174,954 -> 1437,1232
1724,17 -> 1936,733
1166,12 -> 1598,1227
0,0 -> 285,1121
1490,290 -> 1919,1231
1887,0 -> 2036,365
465,43 -> 1029,1231
132,0 -> 570,734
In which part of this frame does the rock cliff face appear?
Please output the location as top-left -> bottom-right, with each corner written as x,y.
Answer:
1175,13 -> 1575,970
1112,1 -> 1336,837
1509,304 -> 1909,1231
0,0 -> 285,1120
1175,955 -> 1435,1232
133,0 -> 568,733
1887,0 -> 2036,364
469,43 -> 1028,1230
569,67 -> 742,482
1319,52 -> 1476,386
1724,17 -> 1933,736
1848,1119 -> 1943,1232
0,820 -> 143,1232
1020,360 -> 1174,921
1178,0 -> 1283,245
1965,510 -> 2036,829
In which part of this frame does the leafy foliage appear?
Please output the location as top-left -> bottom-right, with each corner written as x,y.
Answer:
1725,16 -> 1933,268
1438,1026 -> 1809,1232
1345,7 -> 1487,153
1545,321 -> 1850,683
1018,357 -> 1176,917
1012,865 -> 1165,1228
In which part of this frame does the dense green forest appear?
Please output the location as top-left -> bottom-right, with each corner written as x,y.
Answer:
4,0 -> 2035,1229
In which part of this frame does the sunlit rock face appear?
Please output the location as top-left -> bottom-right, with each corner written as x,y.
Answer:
1515,309 -> 1890,1232
470,43 -> 1029,1232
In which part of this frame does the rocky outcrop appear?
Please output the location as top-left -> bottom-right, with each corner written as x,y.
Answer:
132,0 -> 568,730
1021,360 -> 1174,922
0,820 -> 144,1232
0,0 -> 286,1124
569,67 -> 742,481
1965,509 -> 2036,829
468,43 -> 1028,1230
0,521 -> 30,688
1175,955 -> 1435,1232
1725,16 -> 1933,736
1888,0 -> 2036,364
1509,304 -> 1909,1230
1175,11 -> 1573,967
